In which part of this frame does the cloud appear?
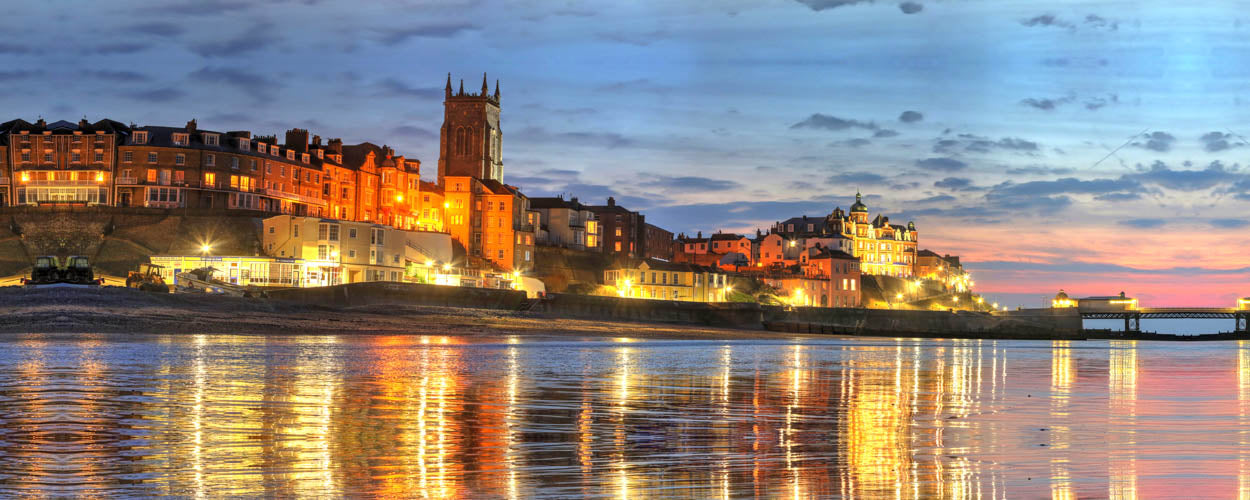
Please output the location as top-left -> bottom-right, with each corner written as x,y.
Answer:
828,172 -> 887,184
1083,93 -> 1118,110
189,23 -> 279,57
1021,13 -> 1118,31
793,0 -> 873,11
154,0 -> 254,16
1021,14 -> 1072,29
831,138 -> 873,148
84,70 -> 150,83
873,129 -> 899,138
1210,218 -> 1250,229
1084,14 -> 1118,30
0,70 -> 44,81
1004,165 -> 1075,176
1132,131 -> 1175,152
1094,192 -> 1141,202
935,134 -> 1040,154
641,175 -> 742,192
898,110 -> 923,123
511,126 -> 634,149
377,23 -> 478,45
1136,160 -> 1241,191
1020,95 -> 1073,111
129,22 -> 185,37
123,87 -> 186,102
374,78 -> 443,98
390,125 -> 438,140
791,113 -> 878,132
934,177 -> 974,190
915,157 -> 968,171
597,29 -> 669,46
1119,218 -> 1167,229
990,177 -> 1141,198
83,43 -> 147,55
898,2 -> 923,13
0,43 -> 32,54
1200,131 -> 1245,152
188,66 -> 278,100
916,194 -> 955,203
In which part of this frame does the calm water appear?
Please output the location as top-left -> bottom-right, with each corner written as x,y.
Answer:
2,334 -> 1249,498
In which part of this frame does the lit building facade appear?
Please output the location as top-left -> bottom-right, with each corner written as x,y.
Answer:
262,215 -> 452,285
530,196 -> 599,251
771,191 -> 918,278
603,259 -> 730,302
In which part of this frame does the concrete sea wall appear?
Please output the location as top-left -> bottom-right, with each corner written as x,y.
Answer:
531,293 -> 1084,337
267,281 -> 528,310
264,282 -> 1082,337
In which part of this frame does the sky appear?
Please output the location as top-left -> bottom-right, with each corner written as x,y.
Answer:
7,0 -> 1250,308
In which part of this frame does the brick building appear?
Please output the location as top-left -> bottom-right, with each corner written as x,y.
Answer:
587,196 -> 646,258
0,72 -> 535,274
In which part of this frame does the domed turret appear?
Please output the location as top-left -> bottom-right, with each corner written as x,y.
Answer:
1052,289 -> 1075,308
850,191 -> 868,213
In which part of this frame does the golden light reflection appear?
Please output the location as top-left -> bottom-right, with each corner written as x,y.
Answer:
1240,341 -> 1250,500
1108,341 -> 1138,500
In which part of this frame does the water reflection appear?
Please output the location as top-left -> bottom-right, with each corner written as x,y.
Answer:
1,335 -> 1250,496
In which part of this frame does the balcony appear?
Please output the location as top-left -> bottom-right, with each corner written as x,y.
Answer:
0,177 -> 8,185
23,179 -> 106,186
255,187 -> 326,206
116,177 -> 139,185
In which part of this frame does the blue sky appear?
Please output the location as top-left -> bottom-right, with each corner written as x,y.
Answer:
10,0 -> 1250,306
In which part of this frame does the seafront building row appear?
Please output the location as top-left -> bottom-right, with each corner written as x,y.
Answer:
1,72 -> 970,308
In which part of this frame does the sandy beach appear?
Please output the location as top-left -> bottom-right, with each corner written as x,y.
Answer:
0,285 -> 799,339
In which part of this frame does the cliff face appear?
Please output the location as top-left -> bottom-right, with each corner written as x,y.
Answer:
0,206 -> 263,278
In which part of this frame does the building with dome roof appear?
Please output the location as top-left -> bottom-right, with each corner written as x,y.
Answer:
769,191 -> 918,277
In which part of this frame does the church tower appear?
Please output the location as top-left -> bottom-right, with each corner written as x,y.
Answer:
437,72 -> 503,185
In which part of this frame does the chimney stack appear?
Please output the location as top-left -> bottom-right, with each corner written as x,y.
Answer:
607,196 -> 615,206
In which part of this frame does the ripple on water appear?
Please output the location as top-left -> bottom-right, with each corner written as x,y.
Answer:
0,335 -> 1247,497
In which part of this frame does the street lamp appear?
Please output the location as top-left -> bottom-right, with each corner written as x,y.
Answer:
200,243 -> 212,255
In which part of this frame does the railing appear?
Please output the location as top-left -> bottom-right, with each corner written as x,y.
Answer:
115,177 -> 138,185
23,179 -> 105,186
0,177 -> 8,184
256,187 -> 326,206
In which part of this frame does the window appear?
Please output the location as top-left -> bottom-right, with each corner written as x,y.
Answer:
239,139 -> 250,151
172,133 -> 189,146
146,170 -> 157,183
204,172 -> 215,187
43,153 -> 52,163
94,153 -> 104,163
286,150 -> 295,160
174,170 -> 184,184
20,152 -> 29,162
371,228 -> 384,245
272,146 -> 280,156
175,154 -> 185,165
205,134 -> 219,146
249,159 -> 257,171
71,152 -> 81,163
497,249 -> 504,259
257,143 -> 267,154
205,154 -> 215,166
268,226 -> 275,234
133,131 -> 149,144
146,152 -> 157,164
301,153 -> 309,163
230,157 -> 239,170
293,225 -> 298,237
349,228 -> 357,238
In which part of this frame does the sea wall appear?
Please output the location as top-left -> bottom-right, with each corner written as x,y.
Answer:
532,293 -> 765,327
532,293 -> 1083,336
268,283 -> 1082,337
266,281 -> 528,310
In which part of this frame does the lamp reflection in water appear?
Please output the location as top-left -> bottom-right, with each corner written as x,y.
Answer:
1050,340 -> 1075,500
1240,341 -> 1250,500
1108,340 -> 1138,500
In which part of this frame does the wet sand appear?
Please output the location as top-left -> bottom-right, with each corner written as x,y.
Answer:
0,286 -> 793,338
